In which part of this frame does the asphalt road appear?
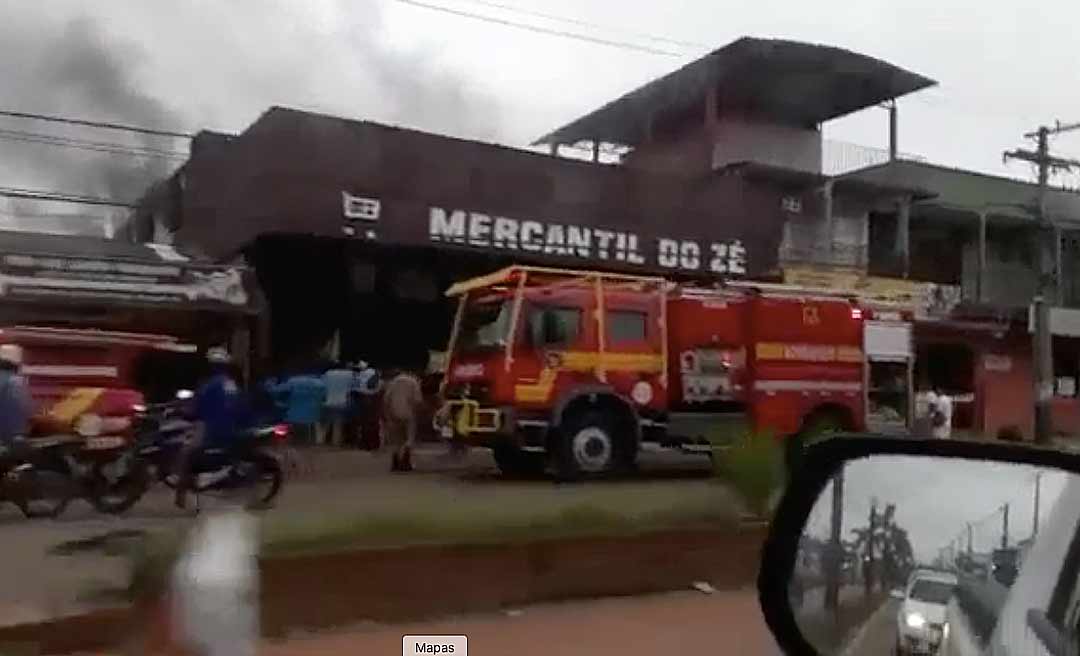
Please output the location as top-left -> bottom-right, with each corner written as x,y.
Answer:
840,599 -> 900,656
261,589 -> 783,656
0,445 -> 720,626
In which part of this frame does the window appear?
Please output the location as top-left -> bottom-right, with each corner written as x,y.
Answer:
607,310 -> 647,344
527,306 -> 581,347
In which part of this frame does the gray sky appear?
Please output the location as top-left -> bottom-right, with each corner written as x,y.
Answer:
2,0 -> 1080,233
804,455 -> 1071,564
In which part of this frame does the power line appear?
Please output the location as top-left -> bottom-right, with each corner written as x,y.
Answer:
0,109 -> 194,140
0,127 -> 188,160
391,0 -> 683,56
446,0 -> 707,49
0,186 -> 136,208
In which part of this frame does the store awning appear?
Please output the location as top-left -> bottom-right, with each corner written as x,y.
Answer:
0,231 -> 261,314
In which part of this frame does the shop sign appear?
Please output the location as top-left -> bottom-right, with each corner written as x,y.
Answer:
0,253 -> 249,308
428,207 -> 749,275
983,354 -> 1012,373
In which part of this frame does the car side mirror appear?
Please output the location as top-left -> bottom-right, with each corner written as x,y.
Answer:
758,436 -> 1080,655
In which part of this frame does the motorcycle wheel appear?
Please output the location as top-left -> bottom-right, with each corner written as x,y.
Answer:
88,456 -> 150,515
14,463 -> 74,519
243,453 -> 283,510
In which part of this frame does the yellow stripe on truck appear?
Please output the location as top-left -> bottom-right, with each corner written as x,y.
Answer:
48,387 -> 106,424
756,343 -> 864,363
558,351 -> 664,372
512,351 -> 664,403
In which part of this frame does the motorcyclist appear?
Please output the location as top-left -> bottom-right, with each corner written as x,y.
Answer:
175,347 -> 243,509
0,344 -> 34,469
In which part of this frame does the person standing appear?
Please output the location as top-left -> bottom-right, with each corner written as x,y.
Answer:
321,362 -> 354,447
925,386 -> 953,440
380,365 -> 424,472
350,361 -> 381,449
0,344 -> 34,468
270,371 -> 326,445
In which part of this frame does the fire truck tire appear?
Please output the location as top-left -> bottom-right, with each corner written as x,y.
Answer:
556,410 -> 619,480
492,443 -> 546,478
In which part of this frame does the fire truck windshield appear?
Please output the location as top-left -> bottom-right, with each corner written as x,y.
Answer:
458,300 -> 512,353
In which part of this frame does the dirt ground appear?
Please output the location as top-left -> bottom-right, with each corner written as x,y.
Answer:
261,589 -> 782,656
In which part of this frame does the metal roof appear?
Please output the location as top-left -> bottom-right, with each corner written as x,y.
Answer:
840,160 -> 1080,224
535,37 -> 936,146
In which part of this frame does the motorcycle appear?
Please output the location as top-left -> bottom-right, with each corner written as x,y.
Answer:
0,438 -> 79,519
88,399 -> 289,513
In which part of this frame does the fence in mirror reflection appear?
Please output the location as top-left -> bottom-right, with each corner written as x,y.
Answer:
785,454 -> 1080,656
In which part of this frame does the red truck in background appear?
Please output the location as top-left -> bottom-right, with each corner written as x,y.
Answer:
0,326 -> 198,445
437,266 -> 914,479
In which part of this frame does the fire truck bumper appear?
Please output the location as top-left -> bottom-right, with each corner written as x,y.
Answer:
435,400 -> 513,444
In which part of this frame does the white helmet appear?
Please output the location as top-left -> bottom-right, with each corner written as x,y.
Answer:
206,346 -> 231,364
0,344 -> 23,367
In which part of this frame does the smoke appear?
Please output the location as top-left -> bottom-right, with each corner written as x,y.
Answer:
0,1 -> 505,235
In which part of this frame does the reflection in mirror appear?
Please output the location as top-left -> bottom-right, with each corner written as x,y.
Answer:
788,455 -> 1074,656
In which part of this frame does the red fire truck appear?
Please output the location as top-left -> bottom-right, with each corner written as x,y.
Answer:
437,266 -> 914,478
0,326 -> 199,444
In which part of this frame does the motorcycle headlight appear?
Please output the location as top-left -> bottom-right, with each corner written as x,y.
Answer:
906,612 -> 927,629
75,413 -> 104,437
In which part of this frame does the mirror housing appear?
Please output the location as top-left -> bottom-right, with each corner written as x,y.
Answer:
758,435 -> 1080,656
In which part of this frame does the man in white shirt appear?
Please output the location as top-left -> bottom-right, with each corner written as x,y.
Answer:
925,388 -> 953,439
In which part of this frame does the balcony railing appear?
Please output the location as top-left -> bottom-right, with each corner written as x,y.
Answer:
822,140 -> 926,176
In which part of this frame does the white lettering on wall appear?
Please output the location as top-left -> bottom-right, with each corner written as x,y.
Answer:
658,239 -> 679,268
594,230 -> 615,260
728,240 -> 747,274
543,224 -> 569,255
425,206 -> 751,276
521,221 -> 544,252
493,217 -> 519,250
429,208 -> 467,244
679,241 -> 701,270
709,243 -> 728,273
468,213 -> 492,247
567,226 -> 591,257
625,234 -> 646,265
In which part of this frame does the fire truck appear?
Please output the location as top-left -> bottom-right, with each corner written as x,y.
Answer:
437,266 -> 915,478
0,326 -> 198,445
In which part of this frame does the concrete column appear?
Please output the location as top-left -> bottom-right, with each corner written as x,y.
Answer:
823,181 -> 835,260
1055,226 -> 1063,306
977,211 -> 987,303
591,140 -> 600,163
895,196 -> 911,278
888,102 -> 898,161
548,143 -> 559,157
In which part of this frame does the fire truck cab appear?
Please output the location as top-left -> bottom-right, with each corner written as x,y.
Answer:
438,266 -> 910,479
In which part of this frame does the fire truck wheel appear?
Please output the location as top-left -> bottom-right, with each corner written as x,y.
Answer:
557,411 -> 618,479
492,443 -> 546,478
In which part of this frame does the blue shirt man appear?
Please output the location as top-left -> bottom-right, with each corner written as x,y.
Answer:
271,375 -> 326,425
194,371 -> 243,448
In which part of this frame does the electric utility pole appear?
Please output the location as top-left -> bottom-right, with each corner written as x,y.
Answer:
1004,121 -> 1080,443
825,469 -> 844,613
